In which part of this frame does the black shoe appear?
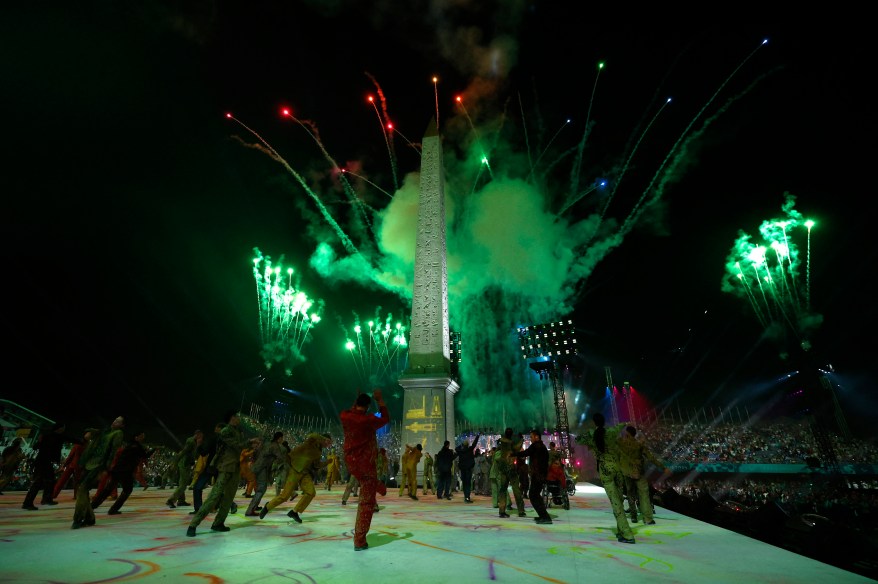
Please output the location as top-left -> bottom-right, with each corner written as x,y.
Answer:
108,510 -> 122,515
71,520 -> 84,529
630,517 -> 638,523
464,498 -> 473,503
354,544 -> 369,551
259,506 -> 269,519
22,504 -> 39,511
166,500 -> 176,509
210,524 -> 230,532
518,512 -> 527,517
374,506 -> 380,513
617,536 -> 635,544
186,526 -> 196,537
288,510 -> 302,523
445,496 -> 452,500
176,501 -> 191,506
499,512 -> 510,518
535,517 -> 553,525
41,500 -> 59,506
645,520 -> 656,525
254,506 -> 262,511
230,503 -> 238,514
409,494 -> 418,500
341,500 -> 347,505
188,510 -> 197,515
85,518 -> 95,526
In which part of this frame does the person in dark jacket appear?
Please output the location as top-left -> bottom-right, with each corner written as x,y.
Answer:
91,429 -> 155,514
72,415 -> 125,529
190,422 -> 225,513
187,411 -> 250,536
434,440 -> 457,500
22,421 -> 82,510
166,429 -> 203,508
245,431 -> 285,516
455,433 -> 481,503
514,429 -> 552,524
0,438 -> 26,494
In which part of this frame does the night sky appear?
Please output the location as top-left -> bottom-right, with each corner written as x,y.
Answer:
3,4 -> 875,445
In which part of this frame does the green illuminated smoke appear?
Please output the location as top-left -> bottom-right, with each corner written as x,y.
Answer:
233,37 -> 769,430
721,192 -> 821,353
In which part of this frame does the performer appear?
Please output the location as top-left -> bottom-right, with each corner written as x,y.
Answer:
577,413 -> 636,543
91,429 -> 155,514
259,432 -> 332,523
618,425 -> 670,524
340,389 -> 390,551
324,449 -> 341,490
400,443 -> 423,500
421,451 -> 435,496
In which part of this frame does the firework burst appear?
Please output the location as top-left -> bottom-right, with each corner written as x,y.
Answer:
252,247 -> 323,376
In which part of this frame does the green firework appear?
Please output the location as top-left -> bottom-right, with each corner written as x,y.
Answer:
252,247 -> 323,376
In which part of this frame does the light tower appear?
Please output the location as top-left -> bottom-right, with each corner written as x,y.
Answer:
518,319 -> 578,466
622,380 -> 637,427
605,367 -> 619,425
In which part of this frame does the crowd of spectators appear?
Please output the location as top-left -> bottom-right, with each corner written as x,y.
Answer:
640,417 -> 877,465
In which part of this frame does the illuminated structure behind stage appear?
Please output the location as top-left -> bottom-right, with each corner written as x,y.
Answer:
519,320 -> 577,465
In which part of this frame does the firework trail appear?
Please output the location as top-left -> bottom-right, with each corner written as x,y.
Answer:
595,97 -> 672,227
280,108 -> 376,237
568,61 -> 604,199
226,113 -> 360,256
387,122 -> 420,153
341,168 -> 394,199
455,96 -> 493,180
366,72 -> 400,192
618,39 -> 770,237
432,76 -> 440,129
527,116 -> 571,184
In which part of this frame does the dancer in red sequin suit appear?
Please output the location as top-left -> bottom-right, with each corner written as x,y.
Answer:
340,389 -> 389,551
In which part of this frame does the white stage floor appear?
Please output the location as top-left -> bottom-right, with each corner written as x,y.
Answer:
0,483 -> 870,583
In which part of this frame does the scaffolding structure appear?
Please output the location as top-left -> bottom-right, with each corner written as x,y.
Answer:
605,367 -> 619,425
622,380 -> 637,427
518,320 -> 578,465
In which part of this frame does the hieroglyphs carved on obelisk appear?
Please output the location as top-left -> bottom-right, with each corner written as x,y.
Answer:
397,117 -> 459,485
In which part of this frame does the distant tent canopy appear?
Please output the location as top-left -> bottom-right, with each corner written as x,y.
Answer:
0,399 -> 53,447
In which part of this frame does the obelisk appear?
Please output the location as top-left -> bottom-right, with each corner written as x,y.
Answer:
397,117 -> 459,486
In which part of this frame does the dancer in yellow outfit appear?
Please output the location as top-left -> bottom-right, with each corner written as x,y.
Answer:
324,449 -> 341,490
259,432 -> 332,523
399,444 -> 422,500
